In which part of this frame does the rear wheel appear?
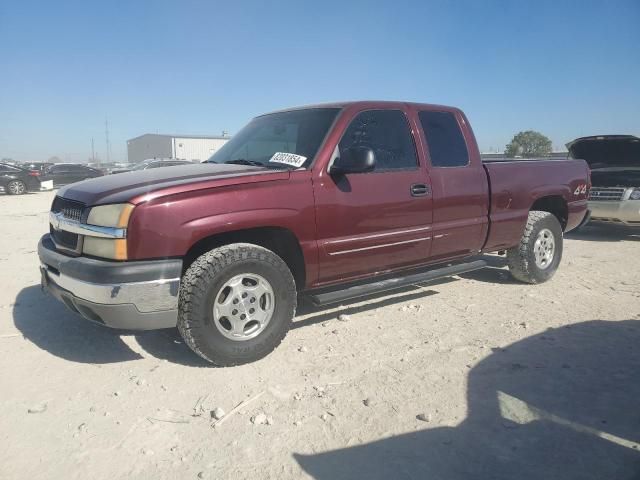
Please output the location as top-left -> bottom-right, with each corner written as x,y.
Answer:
507,211 -> 563,284
178,243 -> 297,366
7,180 -> 26,195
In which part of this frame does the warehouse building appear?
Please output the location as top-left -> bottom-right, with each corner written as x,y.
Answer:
127,133 -> 229,163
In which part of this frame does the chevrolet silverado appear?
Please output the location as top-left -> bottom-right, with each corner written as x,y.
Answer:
38,101 -> 590,365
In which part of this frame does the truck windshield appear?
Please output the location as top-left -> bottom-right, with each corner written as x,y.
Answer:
207,108 -> 340,169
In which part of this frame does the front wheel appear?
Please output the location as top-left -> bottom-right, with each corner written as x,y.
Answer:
177,243 -> 297,366
507,211 -> 563,284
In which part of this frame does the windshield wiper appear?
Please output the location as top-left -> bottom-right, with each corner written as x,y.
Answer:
223,159 -> 266,167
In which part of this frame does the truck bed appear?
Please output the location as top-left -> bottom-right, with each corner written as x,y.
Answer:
482,159 -> 590,251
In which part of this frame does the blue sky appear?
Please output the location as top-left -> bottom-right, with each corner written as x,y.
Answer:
1,0 -> 639,162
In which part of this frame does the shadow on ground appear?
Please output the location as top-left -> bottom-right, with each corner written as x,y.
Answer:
295,320 -> 640,479
457,254 -> 515,285
293,278 -> 458,330
12,285 -> 208,366
566,224 -> 640,242
13,279 -> 455,366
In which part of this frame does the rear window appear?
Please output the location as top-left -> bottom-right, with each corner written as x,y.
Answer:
419,111 -> 469,167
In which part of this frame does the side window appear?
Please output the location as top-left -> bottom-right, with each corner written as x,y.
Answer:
419,111 -> 469,167
339,110 -> 418,170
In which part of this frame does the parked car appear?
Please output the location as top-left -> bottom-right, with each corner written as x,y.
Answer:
0,163 -> 50,194
567,135 -> 640,227
38,101 -> 589,365
21,162 -> 54,173
110,159 -> 193,174
44,164 -> 103,187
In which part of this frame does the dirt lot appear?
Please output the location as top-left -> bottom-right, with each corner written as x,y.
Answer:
1,191 -> 639,480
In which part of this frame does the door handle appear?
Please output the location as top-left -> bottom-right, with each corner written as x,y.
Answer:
410,183 -> 430,197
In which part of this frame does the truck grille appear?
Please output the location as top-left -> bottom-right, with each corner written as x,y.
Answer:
588,187 -> 626,201
50,197 -> 85,252
51,196 -> 85,222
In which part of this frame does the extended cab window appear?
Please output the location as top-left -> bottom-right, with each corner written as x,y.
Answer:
207,108 -> 340,169
419,111 -> 469,167
339,110 -> 418,170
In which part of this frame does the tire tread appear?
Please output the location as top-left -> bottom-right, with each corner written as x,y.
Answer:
507,211 -> 561,284
178,243 -> 296,366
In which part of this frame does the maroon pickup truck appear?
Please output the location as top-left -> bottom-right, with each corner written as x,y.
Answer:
38,101 -> 590,365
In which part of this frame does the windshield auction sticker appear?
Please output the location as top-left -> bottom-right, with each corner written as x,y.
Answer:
269,152 -> 307,168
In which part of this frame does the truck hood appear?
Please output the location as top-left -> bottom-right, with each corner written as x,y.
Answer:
57,163 -> 289,205
566,135 -> 640,169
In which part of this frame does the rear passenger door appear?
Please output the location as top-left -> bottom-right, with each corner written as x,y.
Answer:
46,165 -> 70,186
313,108 -> 433,284
418,110 -> 489,261
71,165 -> 95,182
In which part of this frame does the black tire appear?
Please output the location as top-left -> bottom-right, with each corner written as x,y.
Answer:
507,211 -> 563,284
178,243 -> 297,366
7,180 -> 26,195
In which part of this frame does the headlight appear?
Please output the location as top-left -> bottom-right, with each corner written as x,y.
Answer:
83,237 -> 128,260
630,188 -> 640,200
87,203 -> 134,227
84,203 -> 133,260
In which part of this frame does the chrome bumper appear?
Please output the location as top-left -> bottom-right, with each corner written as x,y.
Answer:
38,234 -> 182,330
588,200 -> 640,226
42,266 -> 180,312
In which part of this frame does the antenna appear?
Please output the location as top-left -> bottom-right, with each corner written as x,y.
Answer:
105,118 -> 111,164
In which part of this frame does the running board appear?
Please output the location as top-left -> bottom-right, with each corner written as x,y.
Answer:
306,260 -> 487,306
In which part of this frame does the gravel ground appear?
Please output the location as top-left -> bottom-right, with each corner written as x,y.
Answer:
1,191 -> 639,480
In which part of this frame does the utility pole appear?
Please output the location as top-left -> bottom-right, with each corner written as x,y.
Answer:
105,118 -> 111,164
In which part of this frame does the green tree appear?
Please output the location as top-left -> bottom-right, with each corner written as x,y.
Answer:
505,131 -> 552,158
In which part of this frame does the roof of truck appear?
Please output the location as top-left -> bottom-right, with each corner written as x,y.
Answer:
262,100 -> 460,116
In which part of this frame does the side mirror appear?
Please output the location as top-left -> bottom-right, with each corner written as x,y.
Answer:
329,146 -> 376,174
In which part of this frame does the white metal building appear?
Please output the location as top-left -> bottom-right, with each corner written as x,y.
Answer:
127,134 -> 230,163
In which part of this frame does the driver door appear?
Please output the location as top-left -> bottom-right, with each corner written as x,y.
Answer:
313,108 -> 433,285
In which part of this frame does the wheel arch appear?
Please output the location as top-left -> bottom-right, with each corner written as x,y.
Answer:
530,195 -> 568,230
182,226 -> 306,289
